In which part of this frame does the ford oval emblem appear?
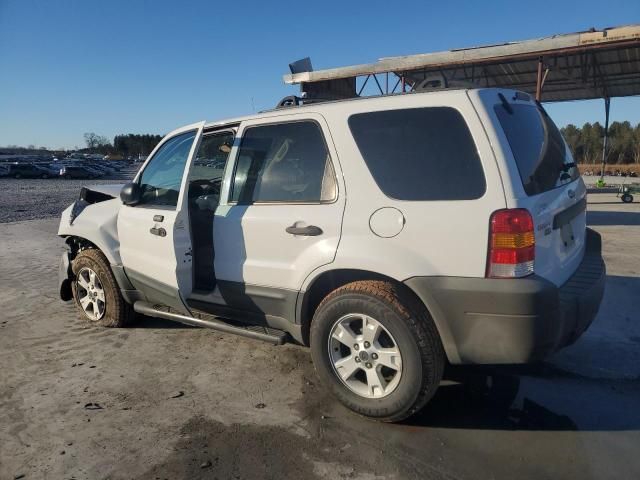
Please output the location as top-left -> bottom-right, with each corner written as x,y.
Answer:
568,189 -> 576,199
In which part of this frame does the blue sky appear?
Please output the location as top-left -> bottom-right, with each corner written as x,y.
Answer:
0,0 -> 639,149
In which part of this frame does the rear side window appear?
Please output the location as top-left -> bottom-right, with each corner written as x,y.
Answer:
494,103 -> 579,196
348,107 -> 486,201
230,121 -> 336,204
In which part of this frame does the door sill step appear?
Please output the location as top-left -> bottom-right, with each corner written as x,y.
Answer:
133,301 -> 288,345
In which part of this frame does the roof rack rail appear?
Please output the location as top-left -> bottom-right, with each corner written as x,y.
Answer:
275,94 -> 339,109
276,95 -> 302,108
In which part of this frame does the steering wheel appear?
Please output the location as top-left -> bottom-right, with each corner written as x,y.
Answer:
189,178 -> 222,198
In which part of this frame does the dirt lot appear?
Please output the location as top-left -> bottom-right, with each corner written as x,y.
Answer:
0,166 -> 136,223
1,187 -> 639,480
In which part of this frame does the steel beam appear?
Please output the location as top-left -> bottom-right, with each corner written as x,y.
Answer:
600,97 -> 611,179
536,57 -> 544,101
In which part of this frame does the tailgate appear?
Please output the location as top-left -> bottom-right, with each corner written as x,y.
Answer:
527,181 -> 587,286
489,90 -> 586,286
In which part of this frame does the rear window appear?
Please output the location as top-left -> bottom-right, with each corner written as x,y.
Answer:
494,102 -> 579,196
348,107 -> 486,201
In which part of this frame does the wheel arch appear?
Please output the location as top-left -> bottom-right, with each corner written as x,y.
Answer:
297,268 -> 458,362
60,234 -> 136,297
63,234 -> 119,265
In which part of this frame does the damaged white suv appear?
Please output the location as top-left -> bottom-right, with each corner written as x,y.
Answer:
59,88 -> 605,421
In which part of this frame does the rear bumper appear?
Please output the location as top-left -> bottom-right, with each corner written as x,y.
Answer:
405,228 -> 606,364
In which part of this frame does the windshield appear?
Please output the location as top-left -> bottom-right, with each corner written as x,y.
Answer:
494,102 -> 579,196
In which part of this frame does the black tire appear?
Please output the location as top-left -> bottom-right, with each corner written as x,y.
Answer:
14,173 -> 21,179
621,193 -> 633,203
71,249 -> 135,327
41,173 -> 49,179
310,280 -> 445,422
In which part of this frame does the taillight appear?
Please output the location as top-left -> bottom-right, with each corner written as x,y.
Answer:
487,209 -> 535,278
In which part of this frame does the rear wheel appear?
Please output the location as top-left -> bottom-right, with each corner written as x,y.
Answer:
310,280 -> 444,422
621,193 -> 633,203
71,249 -> 134,327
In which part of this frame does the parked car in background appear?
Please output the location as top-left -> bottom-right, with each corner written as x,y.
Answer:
83,165 -> 106,178
6,163 -> 52,178
37,163 -> 64,177
60,165 -> 100,179
89,164 -> 116,175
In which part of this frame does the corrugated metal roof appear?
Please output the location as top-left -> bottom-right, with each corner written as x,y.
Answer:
283,25 -> 640,102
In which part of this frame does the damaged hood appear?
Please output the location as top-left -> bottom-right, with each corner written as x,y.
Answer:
67,183 -> 124,225
83,183 -> 125,198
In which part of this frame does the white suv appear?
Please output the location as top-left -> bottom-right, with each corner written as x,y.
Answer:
58,88 -> 605,421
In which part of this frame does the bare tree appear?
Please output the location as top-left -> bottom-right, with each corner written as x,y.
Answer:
84,132 -> 109,150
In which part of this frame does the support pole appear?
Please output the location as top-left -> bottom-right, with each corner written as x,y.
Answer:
535,57 -> 544,101
600,97 -> 611,180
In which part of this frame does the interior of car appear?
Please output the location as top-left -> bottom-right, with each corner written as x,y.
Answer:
187,131 -> 234,291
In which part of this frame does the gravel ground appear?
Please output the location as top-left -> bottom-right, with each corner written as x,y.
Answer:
0,189 -> 639,479
0,168 -> 137,223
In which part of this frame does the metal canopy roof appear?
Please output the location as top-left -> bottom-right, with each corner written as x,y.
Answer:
283,25 -> 640,102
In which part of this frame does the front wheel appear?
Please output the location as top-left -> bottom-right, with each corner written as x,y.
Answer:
310,280 -> 444,422
621,193 -> 633,203
71,249 -> 135,327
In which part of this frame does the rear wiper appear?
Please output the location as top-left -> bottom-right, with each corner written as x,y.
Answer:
498,93 -> 513,114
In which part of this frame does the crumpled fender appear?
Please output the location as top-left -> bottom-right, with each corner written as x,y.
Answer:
58,197 -> 122,265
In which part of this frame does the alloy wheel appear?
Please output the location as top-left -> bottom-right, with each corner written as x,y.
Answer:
328,313 -> 403,398
76,267 -> 106,321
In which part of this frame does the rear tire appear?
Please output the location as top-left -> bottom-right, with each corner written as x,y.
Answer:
310,280 -> 444,422
71,249 -> 135,327
621,193 -> 633,203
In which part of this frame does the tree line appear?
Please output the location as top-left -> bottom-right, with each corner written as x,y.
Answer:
113,134 -> 163,157
561,122 -> 640,165
80,132 -> 163,157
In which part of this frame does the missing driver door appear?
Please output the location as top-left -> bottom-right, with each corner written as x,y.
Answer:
118,122 -> 204,313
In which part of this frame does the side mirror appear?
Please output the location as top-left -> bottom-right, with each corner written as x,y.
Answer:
120,182 -> 141,206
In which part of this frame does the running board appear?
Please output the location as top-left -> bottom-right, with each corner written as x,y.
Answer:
133,301 -> 287,345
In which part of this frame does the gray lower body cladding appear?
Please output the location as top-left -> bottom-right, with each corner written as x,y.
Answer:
59,229 -> 605,363
405,228 -> 606,364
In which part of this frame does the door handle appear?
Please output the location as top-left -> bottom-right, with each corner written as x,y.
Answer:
150,227 -> 167,237
285,224 -> 323,236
